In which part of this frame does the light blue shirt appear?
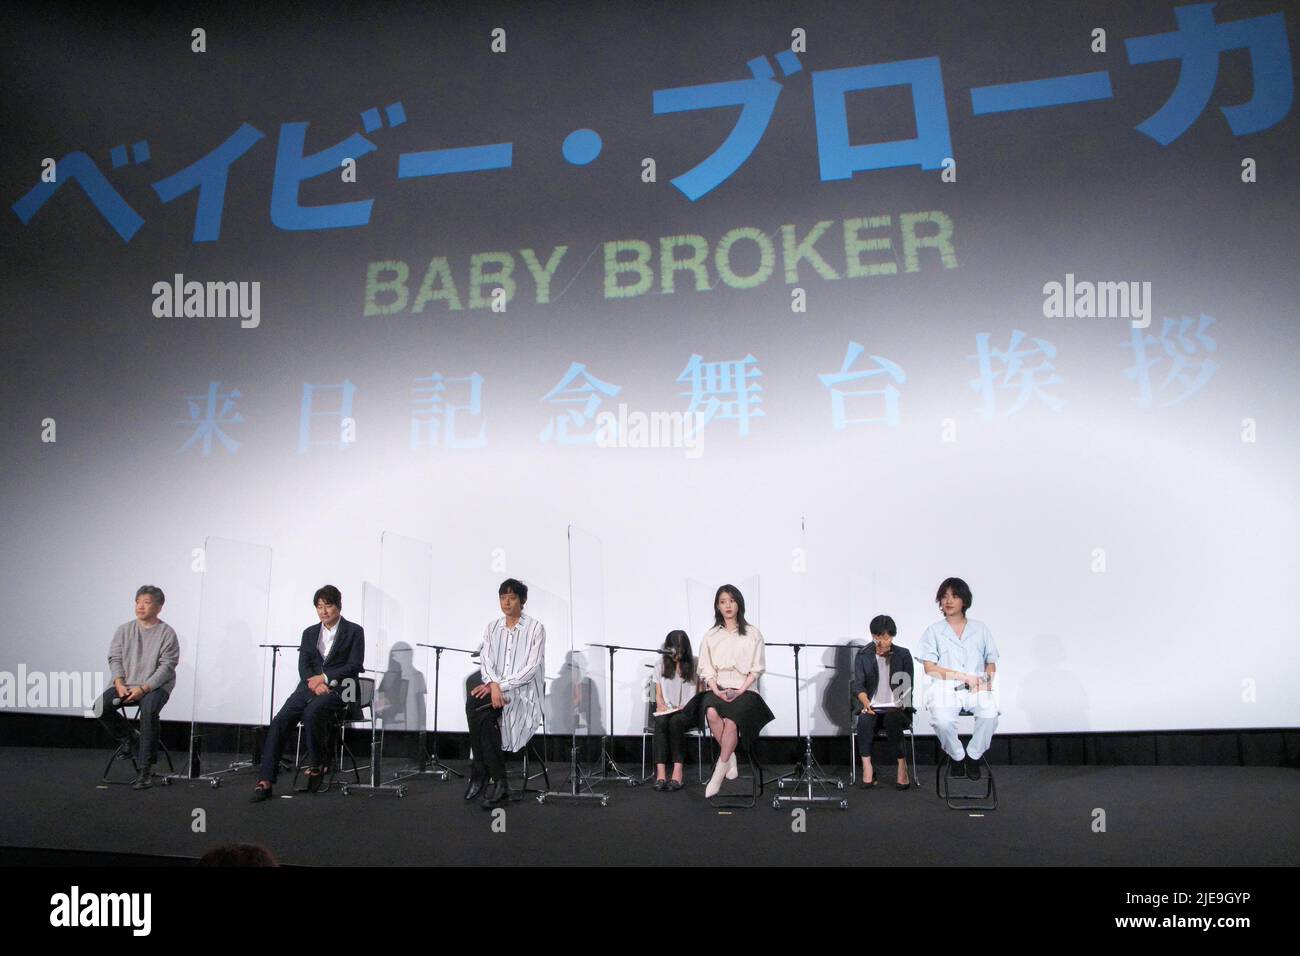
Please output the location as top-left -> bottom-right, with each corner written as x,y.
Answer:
917,617 -> 999,685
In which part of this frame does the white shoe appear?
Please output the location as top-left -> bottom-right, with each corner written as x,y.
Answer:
705,759 -> 729,798
725,753 -> 739,780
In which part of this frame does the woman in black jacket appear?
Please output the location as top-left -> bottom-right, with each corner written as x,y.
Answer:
851,615 -> 914,789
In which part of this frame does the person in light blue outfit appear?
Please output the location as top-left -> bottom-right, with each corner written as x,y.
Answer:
916,577 -> 999,780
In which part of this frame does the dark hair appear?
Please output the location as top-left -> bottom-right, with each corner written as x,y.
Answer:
660,630 -> 695,681
198,843 -> 278,867
499,578 -> 528,604
869,614 -> 897,637
135,585 -> 165,607
313,585 -> 342,608
935,577 -> 972,612
712,584 -> 748,636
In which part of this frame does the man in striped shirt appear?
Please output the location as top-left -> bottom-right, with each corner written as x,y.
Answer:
464,578 -> 547,808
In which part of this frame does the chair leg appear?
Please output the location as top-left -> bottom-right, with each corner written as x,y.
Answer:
848,728 -> 857,786
344,725 -> 362,783
101,738 -> 136,782
522,738 -> 549,793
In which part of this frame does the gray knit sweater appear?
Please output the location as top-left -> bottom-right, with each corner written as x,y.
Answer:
108,620 -> 180,695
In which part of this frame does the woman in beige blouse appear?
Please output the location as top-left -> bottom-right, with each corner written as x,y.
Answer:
697,584 -> 775,797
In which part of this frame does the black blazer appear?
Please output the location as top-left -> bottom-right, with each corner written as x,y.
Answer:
296,617 -> 365,691
851,644 -> 915,712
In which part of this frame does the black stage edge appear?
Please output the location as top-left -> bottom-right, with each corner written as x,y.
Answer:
4,711 -> 1299,768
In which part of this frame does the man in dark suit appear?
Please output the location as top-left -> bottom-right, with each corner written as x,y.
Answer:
851,614 -> 915,789
251,585 -> 364,802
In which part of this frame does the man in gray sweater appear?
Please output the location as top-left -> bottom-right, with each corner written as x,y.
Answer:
95,585 -> 181,789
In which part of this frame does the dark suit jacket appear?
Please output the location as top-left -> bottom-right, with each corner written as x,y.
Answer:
851,644 -> 915,712
296,618 -> 365,692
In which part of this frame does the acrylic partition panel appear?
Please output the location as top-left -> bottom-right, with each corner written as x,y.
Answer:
373,531 -> 433,734
189,537 -> 272,775
553,525 -> 604,748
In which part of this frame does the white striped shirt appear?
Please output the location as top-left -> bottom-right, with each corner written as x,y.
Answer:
479,613 -> 546,753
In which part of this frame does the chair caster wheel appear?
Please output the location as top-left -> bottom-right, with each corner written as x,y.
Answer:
839,800 -> 849,810
210,779 -> 220,788
161,777 -> 171,787
772,798 -> 781,809
341,786 -> 350,796
836,781 -> 845,789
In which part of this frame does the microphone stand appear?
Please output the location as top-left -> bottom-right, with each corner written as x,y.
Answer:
769,641 -> 847,809
585,642 -> 661,788
390,644 -> 476,784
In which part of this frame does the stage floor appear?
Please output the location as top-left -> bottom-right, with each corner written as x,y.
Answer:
1,747 -> 1295,866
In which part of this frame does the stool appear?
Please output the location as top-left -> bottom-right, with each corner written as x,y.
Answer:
101,703 -> 175,786
513,717 -> 551,798
934,708 -> 998,810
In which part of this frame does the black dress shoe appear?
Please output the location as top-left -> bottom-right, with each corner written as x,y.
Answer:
250,784 -> 273,803
305,768 -> 324,793
966,757 -> 982,780
480,778 -> 509,809
858,779 -> 877,789
463,775 -> 486,801
653,779 -> 667,791
667,779 -> 684,791
949,758 -> 967,779
131,764 -> 154,790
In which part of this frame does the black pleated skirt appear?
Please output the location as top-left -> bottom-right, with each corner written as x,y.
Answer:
691,690 -> 775,742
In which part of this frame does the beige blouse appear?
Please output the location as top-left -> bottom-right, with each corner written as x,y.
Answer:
698,624 -> 766,690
